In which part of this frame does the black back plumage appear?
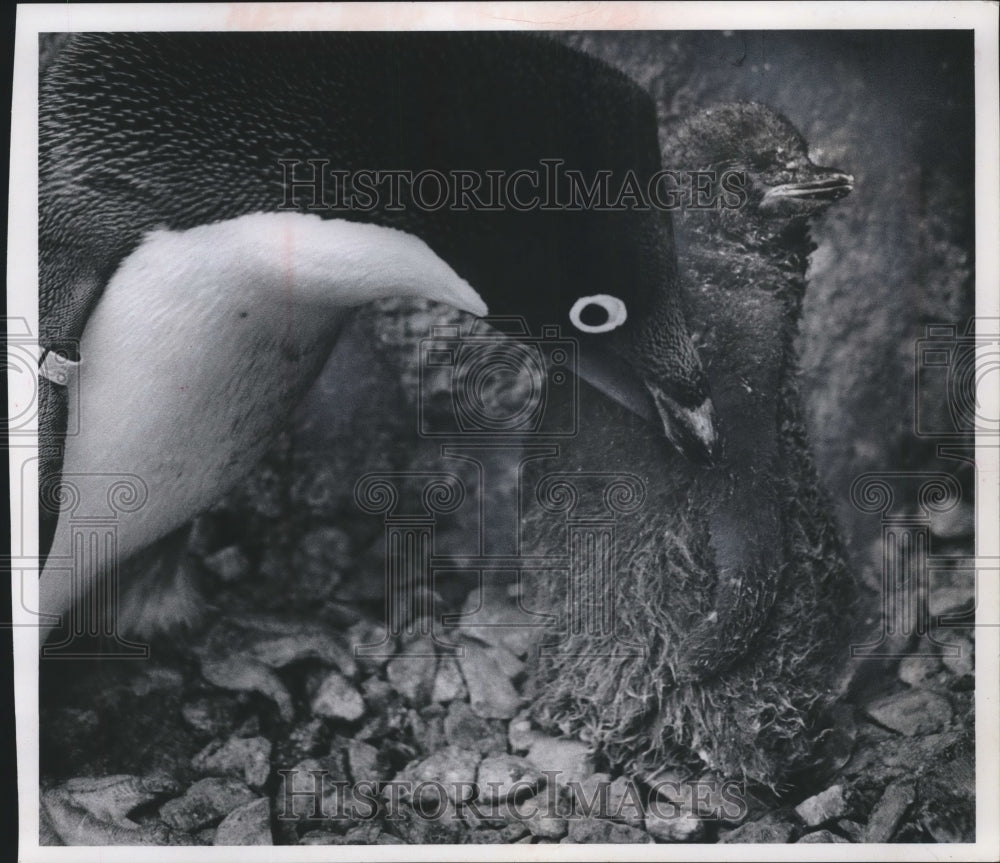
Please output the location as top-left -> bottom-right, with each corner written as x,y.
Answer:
40,32 -> 678,358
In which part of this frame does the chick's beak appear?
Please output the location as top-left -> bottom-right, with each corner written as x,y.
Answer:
760,168 -> 854,213
646,383 -> 720,466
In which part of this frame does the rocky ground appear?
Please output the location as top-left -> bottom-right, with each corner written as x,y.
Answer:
37,560 -> 977,846
37,529 -> 976,845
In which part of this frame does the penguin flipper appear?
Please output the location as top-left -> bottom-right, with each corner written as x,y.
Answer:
38,213 -> 488,644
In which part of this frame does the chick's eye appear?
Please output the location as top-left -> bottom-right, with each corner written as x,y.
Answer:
569,294 -> 628,333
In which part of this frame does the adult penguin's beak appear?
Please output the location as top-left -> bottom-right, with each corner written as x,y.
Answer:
576,348 -> 720,465
644,381 -> 720,466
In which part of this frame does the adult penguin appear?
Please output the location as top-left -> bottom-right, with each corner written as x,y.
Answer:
37,32 -> 717,639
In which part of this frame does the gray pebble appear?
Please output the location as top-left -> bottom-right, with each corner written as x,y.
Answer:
467,823 -> 531,843
477,755 -> 546,803
347,620 -> 394,672
866,690 -> 952,736
394,745 -> 480,803
525,736 -> 594,786
457,584 -> 539,657
443,700 -> 506,755
284,718 -> 329,762
644,807 -> 705,842
564,818 -> 653,844
898,655 -> 950,691
160,777 -> 257,832
213,797 -> 272,845
508,711 -> 542,753
794,784 -> 847,827
607,776 -> 646,826
347,739 -> 385,784
200,656 -> 294,723
431,655 -> 467,703
941,634 -> 974,678
280,756 -> 349,821
836,818 -> 865,841
376,831 -> 407,844
570,773 -> 642,825
311,671 -> 366,722
718,813 -> 797,844
299,830 -> 343,845
864,780 -> 915,842
458,642 -> 522,719
386,637 -> 438,705
192,734 -> 272,789
203,546 -> 250,583
248,626 -> 356,678
512,791 -> 568,839
360,677 -> 396,711
797,828 -> 850,843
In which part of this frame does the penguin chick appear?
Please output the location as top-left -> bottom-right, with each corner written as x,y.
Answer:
524,101 -> 854,785
659,100 -> 855,676
37,32 -> 717,642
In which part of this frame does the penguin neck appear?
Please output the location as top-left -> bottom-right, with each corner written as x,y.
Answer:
675,213 -> 810,482
682,214 -> 812,303
678,213 -> 811,348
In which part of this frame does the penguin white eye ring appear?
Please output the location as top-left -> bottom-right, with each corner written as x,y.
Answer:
569,294 -> 628,333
